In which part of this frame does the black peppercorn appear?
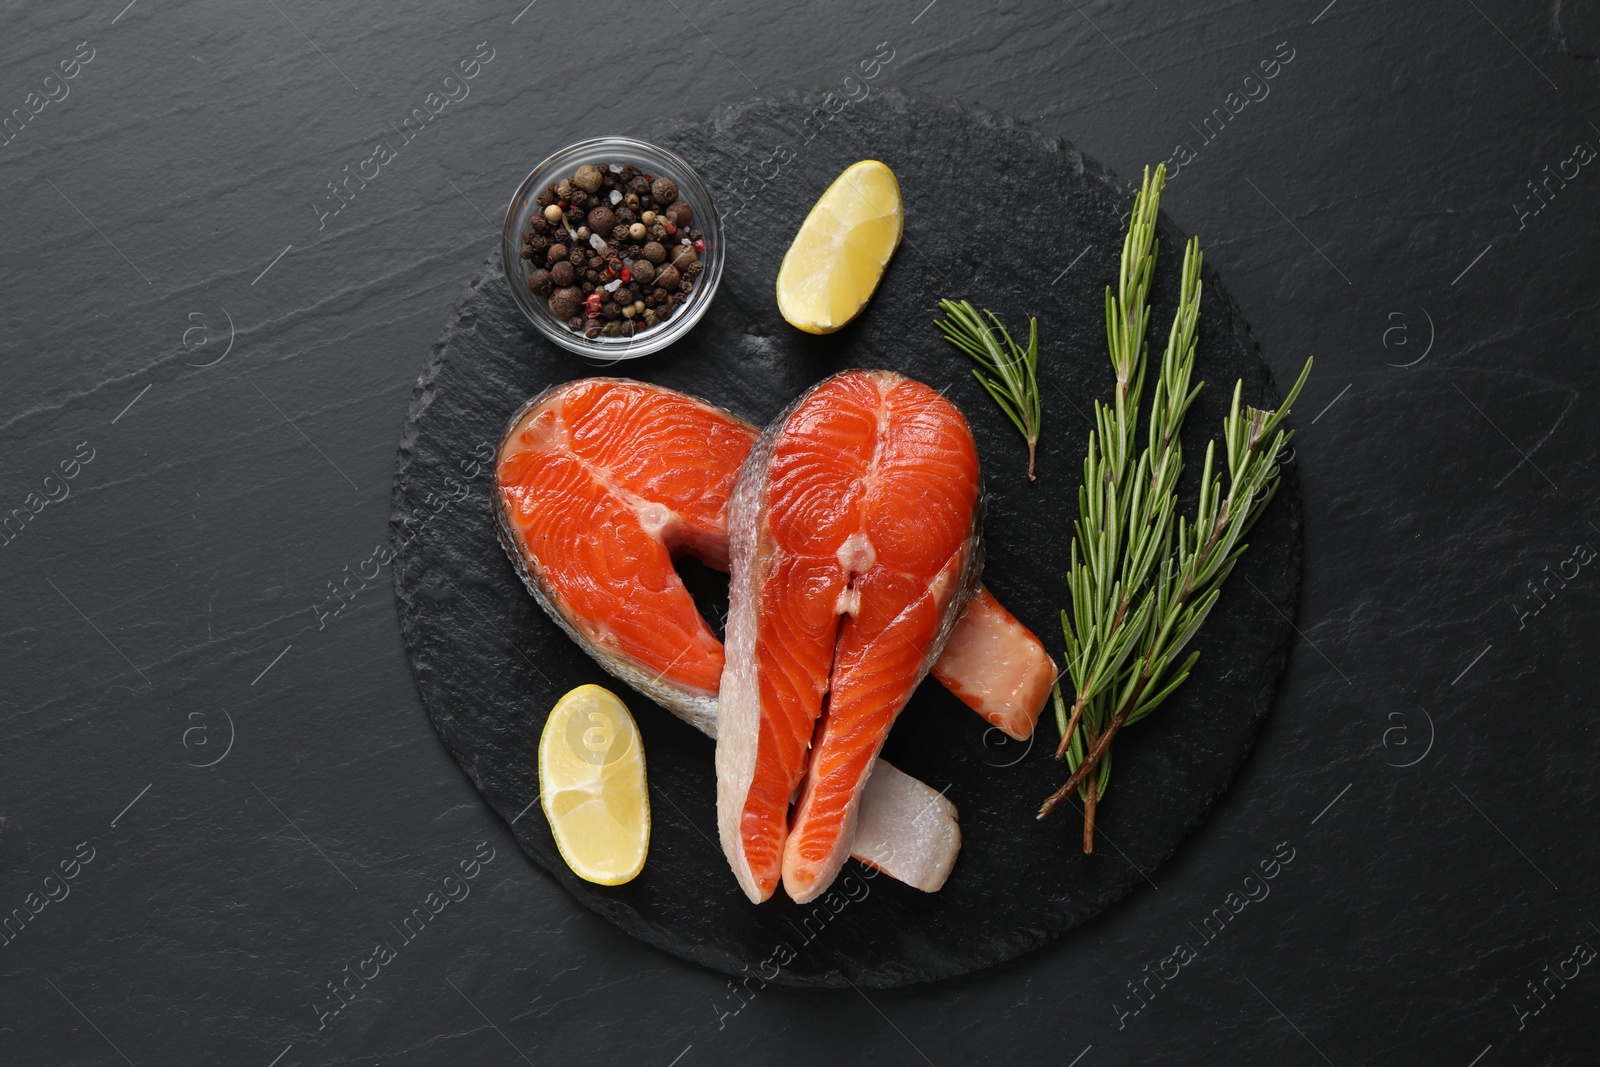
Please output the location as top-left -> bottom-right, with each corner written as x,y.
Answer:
642,241 -> 666,264
549,286 -> 583,318
615,208 -> 637,225
527,268 -> 553,295
601,300 -> 622,321
535,187 -> 555,208
550,261 -> 575,287
651,176 -> 679,204
567,315 -> 584,330
612,224 -> 630,241
628,175 -> 651,197
570,246 -> 585,265
546,242 -> 568,265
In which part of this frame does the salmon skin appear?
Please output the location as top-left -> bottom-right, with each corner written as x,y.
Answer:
718,370 -> 985,905
495,378 -> 959,891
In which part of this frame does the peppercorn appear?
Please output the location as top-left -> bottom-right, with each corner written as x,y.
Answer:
585,269 -> 601,284
624,192 -> 641,212
693,238 -> 705,253
602,300 -> 623,321
520,242 -> 534,260
586,325 -> 603,339
587,206 -> 615,234
549,286 -> 583,318
612,224 -> 631,241
642,241 -> 666,264
640,211 -> 657,226
535,187 -> 555,208
657,302 -> 675,322
627,222 -> 646,241
570,246 -> 585,265
651,176 -> 679,204
550,261 -> 575,287
556,179 -> 574,201
670,244 -> 698,271
567,315 -> 584,331
587,253 -> 603,269
656,264 -> 682,291
628,175 -> 651,197
631,259 -> 656,286
527,268 -> 553,295
546,242 -> 568,265
574,164 -> 603,193
543,204 -> 564,224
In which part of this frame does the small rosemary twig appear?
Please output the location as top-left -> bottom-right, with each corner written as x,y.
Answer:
936,299 -> 1043,479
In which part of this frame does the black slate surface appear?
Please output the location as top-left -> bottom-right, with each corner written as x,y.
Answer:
393,91 -> 1301,988
4,1 -> 1599,1063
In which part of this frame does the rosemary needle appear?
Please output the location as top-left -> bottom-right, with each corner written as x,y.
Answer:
936,300 -> 1043,479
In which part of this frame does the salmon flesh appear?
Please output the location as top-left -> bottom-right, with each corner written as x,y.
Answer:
495,378 -> 959,891
718,370 -> 985,904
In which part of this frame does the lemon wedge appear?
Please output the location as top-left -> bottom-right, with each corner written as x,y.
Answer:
776,160 -> 903,334
539,684 -> 649,885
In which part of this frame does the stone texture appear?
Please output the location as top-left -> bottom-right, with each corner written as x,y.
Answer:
393,91 -> 1300,988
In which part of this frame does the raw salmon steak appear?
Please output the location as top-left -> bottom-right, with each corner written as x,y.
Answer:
718,370 -> 984,904
495,378 -> 959,890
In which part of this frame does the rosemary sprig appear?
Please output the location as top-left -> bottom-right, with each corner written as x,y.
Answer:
936,299 -> 1043,479
1036,163 -> 1312,847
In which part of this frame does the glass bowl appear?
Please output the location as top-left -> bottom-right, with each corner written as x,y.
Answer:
500,136 -> 724,360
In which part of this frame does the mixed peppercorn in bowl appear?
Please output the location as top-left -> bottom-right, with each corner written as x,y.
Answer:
500,137 -> 724,359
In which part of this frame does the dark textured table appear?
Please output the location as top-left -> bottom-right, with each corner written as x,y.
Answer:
3,2 -> 1597,1064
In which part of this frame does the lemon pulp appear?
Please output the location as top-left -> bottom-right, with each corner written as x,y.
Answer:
538,684 -> 649,885
776,160 -> 903,334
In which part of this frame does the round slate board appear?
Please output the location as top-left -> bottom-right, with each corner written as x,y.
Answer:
392,90 -> 1302,989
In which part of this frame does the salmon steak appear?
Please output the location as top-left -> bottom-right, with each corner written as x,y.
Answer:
718,370 -> 985,904
495,378 -> 960,891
